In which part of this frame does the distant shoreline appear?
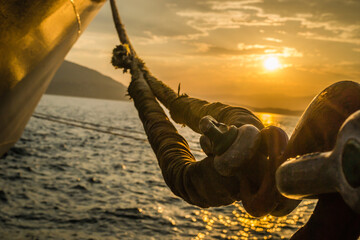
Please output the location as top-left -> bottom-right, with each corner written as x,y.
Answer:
45,93 -> 302,116
250,107 -> 303,116
48,61 -> 303,116
44,93 -> 130,102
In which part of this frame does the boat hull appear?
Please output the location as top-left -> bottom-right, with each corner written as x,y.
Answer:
0,0 -> 106,157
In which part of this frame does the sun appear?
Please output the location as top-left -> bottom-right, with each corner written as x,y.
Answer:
263,56 -> 281,71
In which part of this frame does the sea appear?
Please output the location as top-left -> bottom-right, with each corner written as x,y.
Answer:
0,95 -> 316,240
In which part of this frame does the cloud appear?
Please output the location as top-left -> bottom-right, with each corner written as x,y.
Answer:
254,0 -> 360,25
86,1 -> 201,39
170,0 -> 360,46
65,0 -> 360,109
265,37 -> 282,43
251,0 -> 360,44
192,42 -> 302,63
176,3 -> 281,33
195,44 -> 266,56
135,31 -> 169,45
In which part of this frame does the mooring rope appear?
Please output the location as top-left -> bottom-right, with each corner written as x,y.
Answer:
109,0 -> 300,217
108,2 -> 360,239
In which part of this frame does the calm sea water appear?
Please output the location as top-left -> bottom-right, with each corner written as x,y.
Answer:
0,95 -> 316,240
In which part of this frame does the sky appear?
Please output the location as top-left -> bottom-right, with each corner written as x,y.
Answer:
66,0 -> 360,110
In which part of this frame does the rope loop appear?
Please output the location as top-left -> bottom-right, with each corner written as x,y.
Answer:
199,116 -> 297,217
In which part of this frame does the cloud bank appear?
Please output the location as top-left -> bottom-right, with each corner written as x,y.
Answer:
66,0 -> 360,110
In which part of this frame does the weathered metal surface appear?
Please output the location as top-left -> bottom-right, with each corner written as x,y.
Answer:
277,110 -> 360,213
199,116 -> 262,177
199,115 -> 240,156
282,81 -> 360,239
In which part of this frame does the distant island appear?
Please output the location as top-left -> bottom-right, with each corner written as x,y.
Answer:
250,107 -> 302,116
46,61 -> 128,101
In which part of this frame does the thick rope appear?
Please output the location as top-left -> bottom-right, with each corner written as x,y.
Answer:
141,66 -> 264,133
128,59 -> 246,207
109,0 -> 298,217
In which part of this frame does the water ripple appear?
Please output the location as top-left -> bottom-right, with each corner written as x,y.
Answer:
0,95 -> 310,239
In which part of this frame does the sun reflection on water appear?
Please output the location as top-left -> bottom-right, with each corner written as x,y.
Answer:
191,201 -> 315,239
258,113 -> 275,127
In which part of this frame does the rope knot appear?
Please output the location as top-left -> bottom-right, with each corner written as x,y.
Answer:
111,44 -> 132,73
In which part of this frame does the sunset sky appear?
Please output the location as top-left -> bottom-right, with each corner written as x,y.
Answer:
66,0 -> 360,110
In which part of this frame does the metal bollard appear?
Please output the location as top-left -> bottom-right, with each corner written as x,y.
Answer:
276,110 -> 360,213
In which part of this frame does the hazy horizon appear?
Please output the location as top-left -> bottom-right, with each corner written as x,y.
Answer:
66,0 -> 360,111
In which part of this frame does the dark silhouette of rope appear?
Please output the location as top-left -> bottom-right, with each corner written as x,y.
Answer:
109,0 -> 297,216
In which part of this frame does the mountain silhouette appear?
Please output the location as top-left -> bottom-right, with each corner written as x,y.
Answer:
46,61 -> 128,101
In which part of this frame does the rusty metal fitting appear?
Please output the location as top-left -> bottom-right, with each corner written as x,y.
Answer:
199,115 -> 239,156
276,110 -> 360,214
199,116 -> 299,217
241,126 -> 291,217
199,115 -> 261,176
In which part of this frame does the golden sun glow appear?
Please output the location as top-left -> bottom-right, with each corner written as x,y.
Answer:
258,113 -> 274,127
263,56 -> 281,71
